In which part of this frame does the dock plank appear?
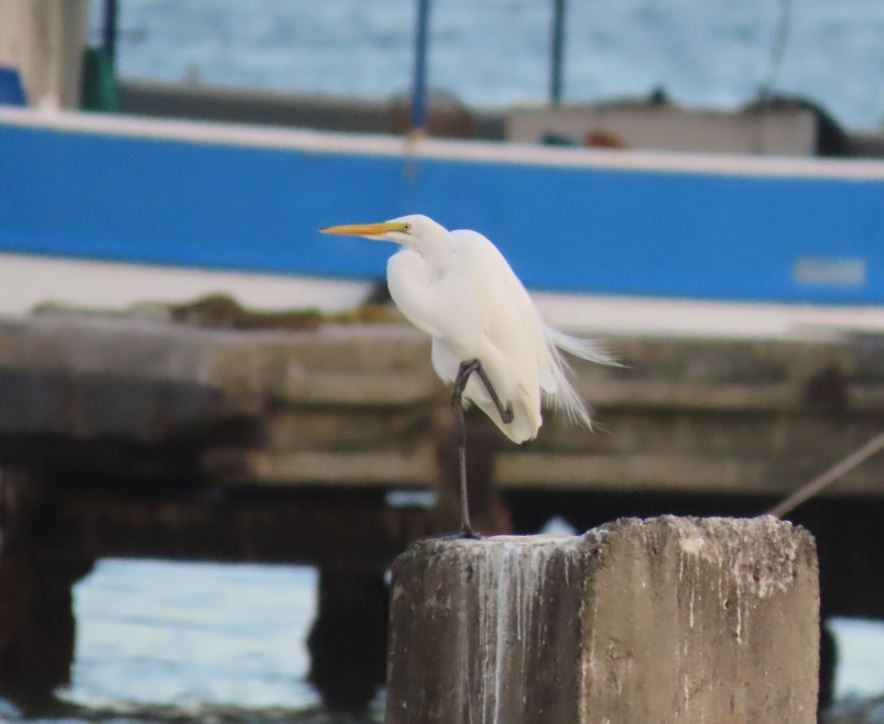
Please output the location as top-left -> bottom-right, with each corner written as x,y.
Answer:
1,314 -> 884,496
496,451 -> 884,496
202,442 -> 438,488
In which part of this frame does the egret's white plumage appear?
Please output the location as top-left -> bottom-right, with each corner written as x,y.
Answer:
321,214 -> 616,444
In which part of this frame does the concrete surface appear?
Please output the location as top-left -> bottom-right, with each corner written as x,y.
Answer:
386,516 -> 819,724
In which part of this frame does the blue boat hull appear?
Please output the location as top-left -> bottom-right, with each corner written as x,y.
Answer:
2,109 -> 883,303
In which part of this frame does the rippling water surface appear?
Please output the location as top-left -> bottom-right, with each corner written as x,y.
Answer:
69,562 -> 319,712
37,561 -> 383,723
93,0 -> 884,128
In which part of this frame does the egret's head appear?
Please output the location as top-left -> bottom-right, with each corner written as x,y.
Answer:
320,214 -> 446,247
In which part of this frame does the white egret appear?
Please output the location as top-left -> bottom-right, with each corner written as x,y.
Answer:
321,214 -> 616,536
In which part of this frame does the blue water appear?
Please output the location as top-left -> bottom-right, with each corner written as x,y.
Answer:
94,0 -> 884,129
42,561 -> 384,722
68,562 -> 319,711
832,617 -> 884,699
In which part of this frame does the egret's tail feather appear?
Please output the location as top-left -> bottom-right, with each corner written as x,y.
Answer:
541,324 -> 620,431
544,326 -> 621,368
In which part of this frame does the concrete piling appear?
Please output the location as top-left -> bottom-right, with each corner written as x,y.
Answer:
386,516 -> 819,724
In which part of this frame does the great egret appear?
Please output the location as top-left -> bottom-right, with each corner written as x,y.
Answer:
321,214 -> 616,536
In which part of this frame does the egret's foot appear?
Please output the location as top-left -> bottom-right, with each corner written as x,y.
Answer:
453,358 -> 515,426
500,403 -> 514,425
452,359 -> 480,404
422,528 -> 481,542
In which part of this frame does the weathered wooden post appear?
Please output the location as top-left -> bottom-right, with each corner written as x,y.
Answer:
0,466 -> 94,711
307,569 -> 389,711
386,516 -> 819,724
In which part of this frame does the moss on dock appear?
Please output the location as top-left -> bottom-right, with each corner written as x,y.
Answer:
32,292 -> 401,330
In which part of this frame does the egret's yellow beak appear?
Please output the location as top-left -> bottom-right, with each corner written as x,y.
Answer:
320,221 -> 409,237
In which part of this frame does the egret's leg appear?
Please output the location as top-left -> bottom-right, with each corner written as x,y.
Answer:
450,358 -> 513,538
452,396 -> 478,538
452,359 -> 513,424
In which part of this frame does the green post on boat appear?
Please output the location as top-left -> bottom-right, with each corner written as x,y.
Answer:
81,0 -> 120,112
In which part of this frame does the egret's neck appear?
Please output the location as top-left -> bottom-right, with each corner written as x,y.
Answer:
403,234 -> 455,275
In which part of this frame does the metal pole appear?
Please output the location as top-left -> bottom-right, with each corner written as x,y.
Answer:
102,0 -> 119,66
410,0 -> 432,131
550,0 -> 567,105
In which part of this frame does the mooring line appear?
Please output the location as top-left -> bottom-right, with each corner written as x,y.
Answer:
767,429 -> 884,517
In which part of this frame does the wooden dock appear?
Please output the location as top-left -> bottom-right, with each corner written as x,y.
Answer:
7,310 -> 884,496
0,307 -> 882,710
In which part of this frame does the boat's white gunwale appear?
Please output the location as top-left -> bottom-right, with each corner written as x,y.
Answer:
4,250 -> 884,340
1,106 -> 884,181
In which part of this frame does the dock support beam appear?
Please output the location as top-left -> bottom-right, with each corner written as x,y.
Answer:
0,466 -> 94,712
307,569 -> 389,712
386,516 -> 819,723
0,553 -> 93,711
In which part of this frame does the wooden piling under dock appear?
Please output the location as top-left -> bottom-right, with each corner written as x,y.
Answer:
386,517 -> 819,724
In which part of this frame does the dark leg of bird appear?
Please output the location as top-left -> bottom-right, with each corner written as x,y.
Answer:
452,395 -> 478,538
453,359 -> 513,424
451,359 -> 513,538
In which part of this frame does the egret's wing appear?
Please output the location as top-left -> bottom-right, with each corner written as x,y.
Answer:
389,233 -> 539,441
430,338 -> 460,383
450,230 -> 545,441
452,230 -> 546,367
450,231 -> 616,431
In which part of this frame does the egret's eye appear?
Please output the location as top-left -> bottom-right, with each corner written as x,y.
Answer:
403,224 -> 411,232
